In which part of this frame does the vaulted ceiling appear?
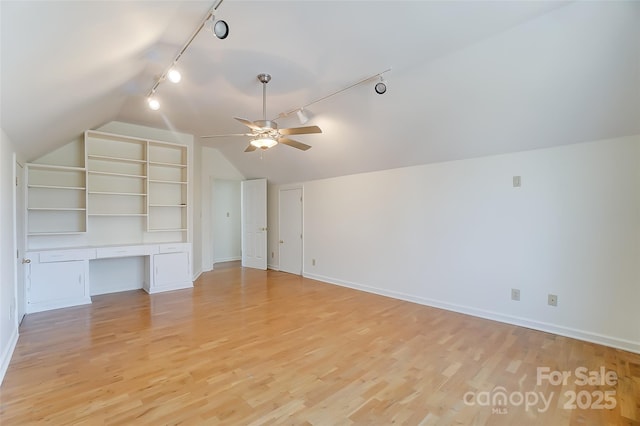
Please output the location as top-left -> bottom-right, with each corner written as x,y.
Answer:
2,1 -> 638,184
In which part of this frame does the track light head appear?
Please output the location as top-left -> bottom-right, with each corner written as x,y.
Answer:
167,68 -> 181,83
147,96 -> 160,110
296,108 -> 309,124
213,19 -> 229,39
375,77 -> 387,95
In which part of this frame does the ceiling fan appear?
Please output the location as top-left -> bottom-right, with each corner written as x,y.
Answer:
201,73 -> 322,152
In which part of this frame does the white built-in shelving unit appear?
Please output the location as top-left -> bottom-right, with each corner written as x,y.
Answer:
26,163 -> 87,236
86,131 -> 148,219
24,129 -> 193,313
147,141 -> 188,232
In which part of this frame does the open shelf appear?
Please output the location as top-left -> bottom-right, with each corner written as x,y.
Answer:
26,130 -> 189,246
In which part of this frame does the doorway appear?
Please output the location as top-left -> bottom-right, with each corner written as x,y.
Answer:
211,179 -> 241,266
241,178 -> 267,270
279,187 -> 303,275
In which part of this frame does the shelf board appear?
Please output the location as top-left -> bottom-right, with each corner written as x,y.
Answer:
148,179 -> 187,184
88,154 -> 147,164
86,130 -> 148,145
28,207 -> 86,211
88,191 -> 146,196
27,163 -> 85,172
149,161 -> 187,168
28,231 -> 86,236
149,204 -> 187,208
88,170 -> 146,179
88,213 -> 148,217
28,184 -> 86,190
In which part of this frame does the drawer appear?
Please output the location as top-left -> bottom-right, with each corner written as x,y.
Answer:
158,243 -> 190,254
39,249 -> 93,263
96,245 -> 154,259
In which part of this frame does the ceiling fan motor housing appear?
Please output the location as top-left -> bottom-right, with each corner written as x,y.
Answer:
254,120 -> 277,130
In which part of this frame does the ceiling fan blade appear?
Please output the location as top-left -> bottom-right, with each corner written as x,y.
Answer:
278,137 -> 312,151
201,133 -> 249,138
234,117 -> 262,131
244,144 -> 257,152
278,125 -> 322,136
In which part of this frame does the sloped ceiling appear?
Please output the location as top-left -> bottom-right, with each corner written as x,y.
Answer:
1,1 -> 638,184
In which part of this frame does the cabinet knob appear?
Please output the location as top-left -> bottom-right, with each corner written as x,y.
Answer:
22,258 -> 31,264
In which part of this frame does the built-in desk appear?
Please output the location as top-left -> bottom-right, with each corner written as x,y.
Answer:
25,243 -> 192,313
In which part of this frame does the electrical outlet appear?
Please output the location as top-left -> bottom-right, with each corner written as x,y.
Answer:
312,259 -> 316,266
548,294 -> 558,307
271,251 -> 274,259
511,288 -> 520,301
513,176 -> 522,187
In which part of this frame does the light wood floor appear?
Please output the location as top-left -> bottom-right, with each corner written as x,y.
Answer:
1,262 -> 638,425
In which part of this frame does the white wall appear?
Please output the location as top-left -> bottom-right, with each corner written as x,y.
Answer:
274,135 -> 640,353
0,129 -> 20,384
200,147 -> 244,273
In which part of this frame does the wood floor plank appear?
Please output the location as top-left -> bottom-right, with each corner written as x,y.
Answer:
1,261 -> 638,424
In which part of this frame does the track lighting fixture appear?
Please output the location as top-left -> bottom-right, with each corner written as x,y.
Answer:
147,96 -> 160,111
167,68 -> 182,83
275,68 -> 392,120
146,0 -> 227,110
211,17 -> 229,39
296,108 -> 310,124
375,77 -> 387,95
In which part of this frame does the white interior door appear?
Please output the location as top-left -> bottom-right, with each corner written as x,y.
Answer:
241,178 -> 267,270
279,188 -> 302,275
15,161 -> 25,323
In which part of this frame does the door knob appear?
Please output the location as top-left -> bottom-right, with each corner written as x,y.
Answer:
22,258 -> 31,264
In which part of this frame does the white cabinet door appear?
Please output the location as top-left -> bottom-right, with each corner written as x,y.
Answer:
153,252 -> 191,289
27,260 -> 90,313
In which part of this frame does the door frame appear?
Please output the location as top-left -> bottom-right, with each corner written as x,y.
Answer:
278,186 -> 303,275
14,157 -> 25,324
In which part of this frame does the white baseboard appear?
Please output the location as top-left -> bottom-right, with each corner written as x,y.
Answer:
0,325 -> 18,386
193,268 -> 204,281
214,256 -> 241,264
303,272 -> 640,355
267,263 -> 279,271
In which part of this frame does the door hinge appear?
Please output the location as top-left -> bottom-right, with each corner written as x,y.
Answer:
16,177 -> 18,187
17,249 -> 19,259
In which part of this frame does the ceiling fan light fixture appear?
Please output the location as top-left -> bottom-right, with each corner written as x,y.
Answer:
296,108 -> 310,124
250,137 -> 278,150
